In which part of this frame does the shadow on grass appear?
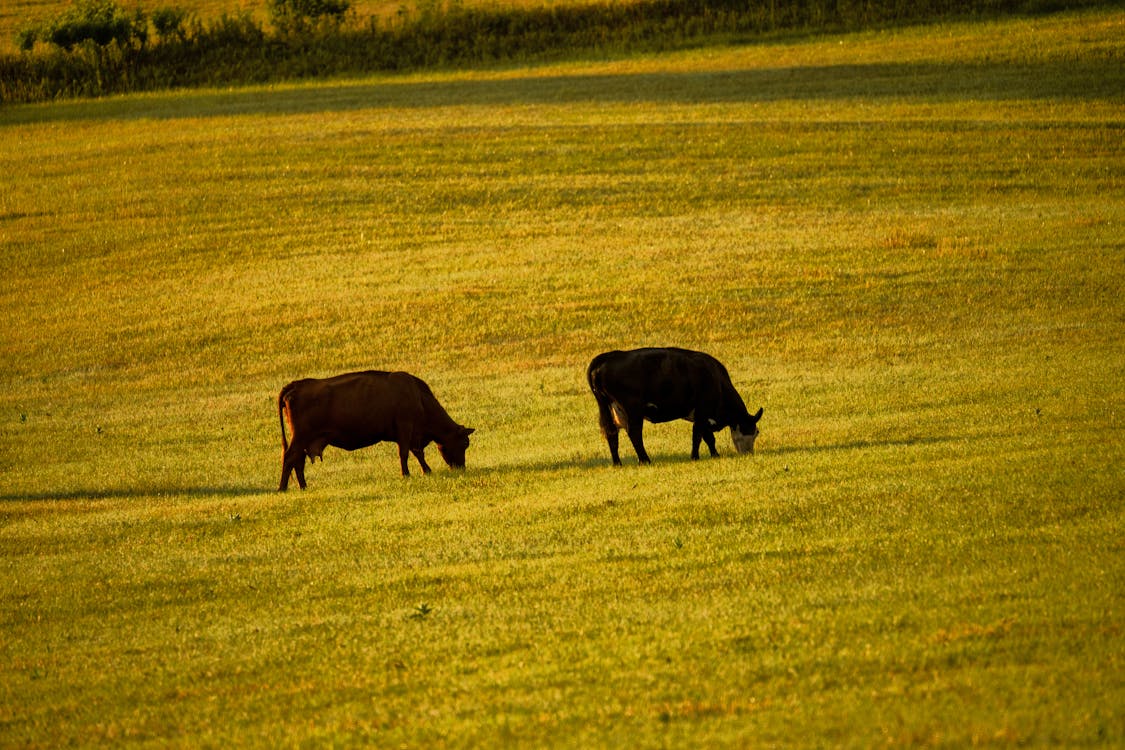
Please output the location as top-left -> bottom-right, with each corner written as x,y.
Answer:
5,57 -> 1119,125
0,436 -> 968,503
474,449 -> 747,476
478,455 -> 619,475
0,485 -> 269,502
766,434 -> 961,456
474,433 -> 964,475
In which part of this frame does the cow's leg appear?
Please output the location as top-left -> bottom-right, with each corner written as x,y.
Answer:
279,459 -> 291,492
702,429 -> 719,458
280,444 -> 308,491
692,424 -> 720,459
692,421 -> 720,460
397,441 -> 411,477
293,452 -> 308,490
625,416 -> 651,464
595,396 -> 622,465
606,430 -> 622,465
691,425 -> 703,460
412,448 -> 432,474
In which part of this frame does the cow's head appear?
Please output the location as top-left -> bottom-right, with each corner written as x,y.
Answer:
438,426 -> 476,469
731,407 -> 763,454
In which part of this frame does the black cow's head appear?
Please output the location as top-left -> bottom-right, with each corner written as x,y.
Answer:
731,407 -> 763,454
438,426 -> 476,469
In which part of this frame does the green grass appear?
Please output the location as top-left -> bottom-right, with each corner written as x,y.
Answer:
2,8 -> 1123,746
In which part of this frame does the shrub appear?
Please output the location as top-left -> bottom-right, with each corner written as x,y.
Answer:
151,7 -> 190,42
269,0 -> 352,33
15,25 -> 39,52
34,0 -> 147,51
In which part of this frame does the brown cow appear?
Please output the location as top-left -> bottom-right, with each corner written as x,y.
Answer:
278,370 -> 474,490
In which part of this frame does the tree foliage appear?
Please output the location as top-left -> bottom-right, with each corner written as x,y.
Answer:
19,0 -> 146,51
268,0 -> 352,33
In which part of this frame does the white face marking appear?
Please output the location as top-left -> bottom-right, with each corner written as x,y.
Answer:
731,426 -> 758,454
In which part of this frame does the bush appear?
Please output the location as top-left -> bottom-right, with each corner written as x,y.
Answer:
269,0 -> 352,33
32,0 -> 147,51
15,25 -> 39,52
151,7 -> 190,42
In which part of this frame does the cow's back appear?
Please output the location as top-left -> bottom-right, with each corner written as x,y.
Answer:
588,347 -> 746,420
590,347 -> 724,393
285,371 -> 424,445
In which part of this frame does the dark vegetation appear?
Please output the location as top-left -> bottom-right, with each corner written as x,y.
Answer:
0,0 -> 1116,102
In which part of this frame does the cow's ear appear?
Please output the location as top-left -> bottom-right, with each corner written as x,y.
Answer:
752,407 -> 763,423
463,427 -> 476,436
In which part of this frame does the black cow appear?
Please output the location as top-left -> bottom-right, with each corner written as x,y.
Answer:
278,370 -> 474,490
586,347 -> 763,465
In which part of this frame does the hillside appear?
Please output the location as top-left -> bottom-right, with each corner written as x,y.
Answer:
1,7 -> 1122,747
5,0 -> 1120,102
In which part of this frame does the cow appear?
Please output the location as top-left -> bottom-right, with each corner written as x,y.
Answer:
586,347 -> 763,465
277,370 -> 474,490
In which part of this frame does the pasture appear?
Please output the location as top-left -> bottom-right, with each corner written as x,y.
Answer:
2,7 -> 1123,746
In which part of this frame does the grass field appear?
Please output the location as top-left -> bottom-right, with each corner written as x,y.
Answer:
2,7 -> 1124,747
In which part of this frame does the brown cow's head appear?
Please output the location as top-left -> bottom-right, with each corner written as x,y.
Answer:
438,426 -> 475,469
731,407 -> 763,454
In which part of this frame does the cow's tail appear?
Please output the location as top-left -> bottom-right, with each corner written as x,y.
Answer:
585,357 -> 599,397
278,387 -> 291,453
586,357 -> 620,435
